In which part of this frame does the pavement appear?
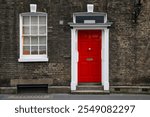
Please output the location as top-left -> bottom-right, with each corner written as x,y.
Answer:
0,93 -> 150,100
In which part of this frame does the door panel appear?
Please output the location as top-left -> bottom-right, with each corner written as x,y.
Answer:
78,30 -> 102,83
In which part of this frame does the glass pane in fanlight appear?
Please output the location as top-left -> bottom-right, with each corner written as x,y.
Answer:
31,16 -> 38,25
31,26 -> 38,35
23,46 -> 30,55
23,16 -> 29,25
39,36 -> 46,44
31,46 -> 38,55
39,46 -> 46,54
23,26 -> 29,35
23,36 -> 30,45
31,36 -> 38,45
39,26 -> 46,34
39,16 -> 46,25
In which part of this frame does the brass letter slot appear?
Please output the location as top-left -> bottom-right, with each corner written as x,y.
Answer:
86,58 -> 93,61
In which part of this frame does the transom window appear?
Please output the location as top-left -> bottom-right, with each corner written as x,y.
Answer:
76,16 -> 104,23
19,13 -> 48,62
73,12 -> 107,24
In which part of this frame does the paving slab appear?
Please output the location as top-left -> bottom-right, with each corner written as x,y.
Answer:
0,94 -> 150,100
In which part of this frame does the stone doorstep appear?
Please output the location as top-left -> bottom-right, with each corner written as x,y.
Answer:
77,85 -> 103,90
71,90 -> 110,94
0,86 -> 150,94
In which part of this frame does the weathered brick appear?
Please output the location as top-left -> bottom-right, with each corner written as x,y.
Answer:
0,0 -> 150,88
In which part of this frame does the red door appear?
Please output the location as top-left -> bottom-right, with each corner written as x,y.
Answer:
78,30 -> 102,83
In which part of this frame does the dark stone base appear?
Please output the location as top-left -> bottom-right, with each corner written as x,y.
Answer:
1,86 -> 150,94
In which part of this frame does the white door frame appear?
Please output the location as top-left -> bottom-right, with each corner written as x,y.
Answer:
70,26 -> 110,91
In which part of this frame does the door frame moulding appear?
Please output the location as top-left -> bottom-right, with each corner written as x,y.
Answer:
69,23 -> 111,91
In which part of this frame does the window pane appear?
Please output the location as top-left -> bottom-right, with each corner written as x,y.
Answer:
39,46 -> 46,54
31,26 -> 38,35
23,46 -> 30,55
31,37 -> 38,45
31,16 -> 38,25
23,36 -> 30,45
23,26 -> 29,35
39,26 -> 46,34
23,16 -> 29,25
39,16 -> 46,25
31,46 -> 38,55
39,36 -> 46,44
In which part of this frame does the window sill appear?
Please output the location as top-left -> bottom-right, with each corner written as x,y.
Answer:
18,58 -> 48,62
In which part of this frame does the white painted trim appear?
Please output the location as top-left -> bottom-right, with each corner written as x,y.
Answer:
87,4 -> 94,13
104,14 -> 107,23
19,14 -> 22,60
71,29 -> 78,90
18,58 -> 48,62
30,4 -> 37,13
103,29 -> 109,90
101,30 -> 104,86
69,23 -> 112,29
70,27 -> 110,91
73,15 -> 76,23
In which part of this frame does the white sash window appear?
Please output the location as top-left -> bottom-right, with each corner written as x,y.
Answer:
18,13 -> 48,62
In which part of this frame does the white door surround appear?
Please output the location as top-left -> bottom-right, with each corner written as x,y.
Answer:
69,11 -> 112,91
69,24 -> 111,91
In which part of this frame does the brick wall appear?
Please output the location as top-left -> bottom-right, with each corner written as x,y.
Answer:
0,0 -> 150,87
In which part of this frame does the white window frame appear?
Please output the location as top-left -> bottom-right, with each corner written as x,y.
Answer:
18,12 -> 48,62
